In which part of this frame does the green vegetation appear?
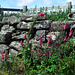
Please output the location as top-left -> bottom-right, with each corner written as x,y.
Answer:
0,12 -> 75,75
46,10 -> 70,21
0,12 -> 20,21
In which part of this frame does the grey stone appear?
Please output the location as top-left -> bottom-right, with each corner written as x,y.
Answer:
2,17 -> 9,23
9,41 -> 23,51
72,24 -> 75,29
9,49 -> 18,56
34,30 -> 46,42
17,21 -> 32,29
0,31 -> 12,43
12,30 -> 29,40
1,24 -> 15,32
51,21 -> 75,31
68,13 -> 75,20
34,20 -> 51,29
9,16 -> 20,24
2,16 -> 20,24
0,44 -> 9,53
46,31 -> 65,45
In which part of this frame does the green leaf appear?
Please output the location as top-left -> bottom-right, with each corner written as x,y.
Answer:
72,42 -> 75,47
18,50 -> 24,55
47,68 -> 53,72
28,47 -> 30,50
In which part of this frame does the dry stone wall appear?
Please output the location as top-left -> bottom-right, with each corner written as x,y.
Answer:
0,13 -> 75,59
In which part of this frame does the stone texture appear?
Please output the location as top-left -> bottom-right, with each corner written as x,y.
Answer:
17,21 -> 32,29
34,30 -> 46,42
9,49 -> 18,56
68,13 -> 75,21
2,17 -> 9,23
1,24 -> 15,32
51,21 -> 75,31
0,44 -> 9,53
0,31 -> 12,43
0,14 -> 75,60
72,24 -> 75,29
34,20 -> 51,29
2,16 -> 20,24
9,41 -> 23,51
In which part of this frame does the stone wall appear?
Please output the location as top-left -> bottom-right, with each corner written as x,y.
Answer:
0,13 -> 75,59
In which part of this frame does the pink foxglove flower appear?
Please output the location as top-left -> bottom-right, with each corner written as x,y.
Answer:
48,38 -> 51,45
40,13 -> 45,16
39,53 -> 41,56
39,37 -> 43,47
41,57 -> 42,59
70,27 -> 72,31
20,42 -> 23,47
38,49 -> 40,51
54,43 -> 58,46
49,52 -> 52,56
64,21 -> 67,30
24,34 -> 26,39
43,54 -> 45,56
47,44 -> 49,48
24,34 -> 27,41
69,30 -> 73,37
45,51 -> 47,55
59,50 -> 62,53
4,61 -> 6,63
64,34 -> 67,41
2,53 -> 4,59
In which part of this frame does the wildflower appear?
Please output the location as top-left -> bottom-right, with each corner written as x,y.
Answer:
64,21 -> 67,30
40,13 -> 45,16
20,41 -> 23,47
39,53 -> 41,56
48,37 -> 51,45
4,61 -> 6,63
41,57 -> 42,59
54,43 -> 58,46
64,34 -> 67,41
1,51 -> 8,63
43,54 -> 45,56
47,35 -> 51,47
49,52 -> 52,56
50,26 -> 53,29
47,44 -> 49,48
24,34 -> 27,41
38,49 -> 40,51
70,27 -> 72,31
69,30 -> 73,37
45,51 -> 47,55
39,37 -> 43,47
2,53 -> 4,59
59,50 -> 62,53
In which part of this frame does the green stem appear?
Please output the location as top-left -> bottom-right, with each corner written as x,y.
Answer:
27,15 -> 39,45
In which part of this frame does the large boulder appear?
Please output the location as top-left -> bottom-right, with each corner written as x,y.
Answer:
0,31 -> 12,44
2,16 -> 20,24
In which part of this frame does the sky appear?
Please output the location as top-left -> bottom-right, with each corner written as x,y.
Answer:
0,0 -> 75,9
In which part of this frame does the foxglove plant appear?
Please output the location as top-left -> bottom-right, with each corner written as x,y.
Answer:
1,51 -> 8,63
39,37 -> 43,47
18,14 -> 43,70
64,21 -> 67,30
